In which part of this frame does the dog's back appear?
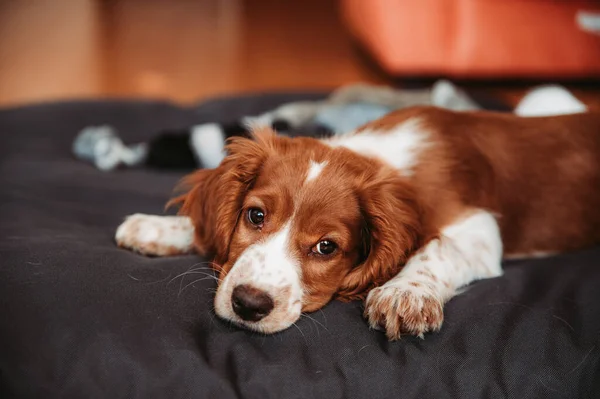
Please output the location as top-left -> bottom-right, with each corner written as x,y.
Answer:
361,107 -> 600,255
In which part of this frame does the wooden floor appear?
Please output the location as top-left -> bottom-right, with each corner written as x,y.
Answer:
0,0 -> 599,108
0,0 -> 384,107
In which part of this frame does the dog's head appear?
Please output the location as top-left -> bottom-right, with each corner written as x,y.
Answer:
170,129 -> 421,333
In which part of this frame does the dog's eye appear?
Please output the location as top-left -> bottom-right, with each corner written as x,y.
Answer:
313,240 -> 337,256
247,208 -> 265,226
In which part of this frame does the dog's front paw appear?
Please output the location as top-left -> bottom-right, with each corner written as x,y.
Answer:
115,213 -> 194,256
364,282 -> 444,340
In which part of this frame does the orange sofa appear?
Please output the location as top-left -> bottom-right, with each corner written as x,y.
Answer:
341,0 -> 600,78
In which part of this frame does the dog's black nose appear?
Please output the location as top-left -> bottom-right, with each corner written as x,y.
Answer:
231,285 -> 274,322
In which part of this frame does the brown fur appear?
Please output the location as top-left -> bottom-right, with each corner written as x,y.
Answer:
371,107 -> 600,255
170,107 -> 600,312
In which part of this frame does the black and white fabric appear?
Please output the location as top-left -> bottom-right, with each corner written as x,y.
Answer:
71,81 -> 492,171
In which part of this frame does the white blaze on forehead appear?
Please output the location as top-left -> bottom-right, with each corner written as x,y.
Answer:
305,160 -> 328,184
326,118 -> 428,175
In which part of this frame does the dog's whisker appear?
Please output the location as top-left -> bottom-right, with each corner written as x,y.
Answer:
291,321 -> 307,343
173,270 -> 219,281
317,309 -> 328,325
177,276 -> 219,296
175,266 -> 218,293
184,271 -> 220,281
301,312 -> 330,334
300,313 -> 319,336
168,264 -> 220,285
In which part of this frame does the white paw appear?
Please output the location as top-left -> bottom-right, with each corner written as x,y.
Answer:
115,213 -> 194,256
364,281 -> 444,340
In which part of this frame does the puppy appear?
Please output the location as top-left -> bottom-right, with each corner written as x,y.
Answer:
116,106 -> 600,340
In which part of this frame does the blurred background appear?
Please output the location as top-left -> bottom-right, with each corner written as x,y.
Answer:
1,0 -> 599,108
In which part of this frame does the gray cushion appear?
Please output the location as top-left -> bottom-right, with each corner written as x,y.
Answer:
0,96 -> 598,399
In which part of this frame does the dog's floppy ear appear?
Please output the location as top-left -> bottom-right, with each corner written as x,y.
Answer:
337,169 -> 423,300
167,128 -> 276,263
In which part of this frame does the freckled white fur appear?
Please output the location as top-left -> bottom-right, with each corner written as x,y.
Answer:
326,118 -> 428,175
366,210 -> 503,337
250,223 -> 300,287
214,222 -> 303,333
305,160 -> 327,183
115,213 -> 194,256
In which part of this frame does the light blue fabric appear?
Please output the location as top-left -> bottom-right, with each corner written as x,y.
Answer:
313,102 -> 393,134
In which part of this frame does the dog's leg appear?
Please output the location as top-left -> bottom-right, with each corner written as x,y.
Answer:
115,214 -> 195,256
364,210 -> 503,340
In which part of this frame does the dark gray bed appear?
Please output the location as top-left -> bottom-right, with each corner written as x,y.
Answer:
1,94 -> 599,398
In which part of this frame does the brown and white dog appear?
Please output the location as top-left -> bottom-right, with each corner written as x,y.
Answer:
116,89 -> 600,340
